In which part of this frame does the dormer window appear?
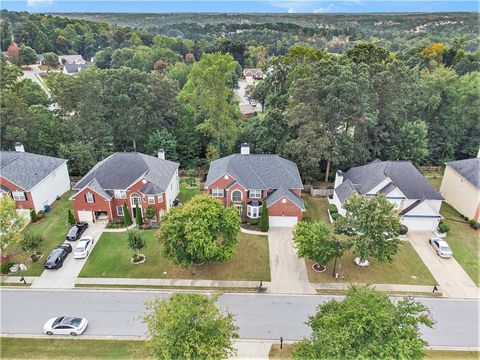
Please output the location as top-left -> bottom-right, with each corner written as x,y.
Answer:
114,190 -> 127,199
249,190 -> 262,199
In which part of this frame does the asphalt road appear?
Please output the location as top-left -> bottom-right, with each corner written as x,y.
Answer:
1,289 -> 478,348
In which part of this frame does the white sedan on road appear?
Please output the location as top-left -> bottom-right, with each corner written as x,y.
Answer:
73,236 -> 94,259
43,317 -> 88,336
429,237 -> 453,258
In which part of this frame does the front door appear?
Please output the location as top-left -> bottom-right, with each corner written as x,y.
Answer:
130,193 -> 141,218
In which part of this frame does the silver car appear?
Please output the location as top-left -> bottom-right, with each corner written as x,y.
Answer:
429,237 -> 453,258
73,236 -> 94,259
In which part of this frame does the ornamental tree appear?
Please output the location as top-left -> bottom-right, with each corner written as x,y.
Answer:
135,204 -> 143,226
334,194 -> 401,263
157,193 -> 240,267
143,293 -> 238,359
293,286 -> 433,359
20,231 -> 44,256
259,201 -> 269,232
294,221 -> 341,267
0,197 -> 26,254
123,202 -> 132,226
127,228 -> 145,258
68,209 -> 76,225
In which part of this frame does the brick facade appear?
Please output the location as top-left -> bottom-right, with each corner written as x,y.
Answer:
0,176 -> 35,210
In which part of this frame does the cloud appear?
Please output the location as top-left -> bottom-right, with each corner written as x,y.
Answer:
27,0 -> 54,8
313,3 -> 335,13
270,0 -> 311,13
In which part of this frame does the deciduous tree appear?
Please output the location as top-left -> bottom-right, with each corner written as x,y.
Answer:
143,293 -> 238,359
0,197 -> 26,254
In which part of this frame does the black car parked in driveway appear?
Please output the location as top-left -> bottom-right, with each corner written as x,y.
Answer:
44,243 -> 72,270
66,222 -> 89,241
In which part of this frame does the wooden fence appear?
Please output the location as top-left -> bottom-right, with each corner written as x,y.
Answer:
310,188 -> 334,197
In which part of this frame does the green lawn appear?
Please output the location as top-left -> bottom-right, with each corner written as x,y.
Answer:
0,337 -> 149,360
441,203 -> 480,286
80,230 -> 270,281
303,195 -> 331,226
302,196 -> 435,285
269,344 -> 479,360
177,179 -> 201,203
7,192 -> 73,276
307,241 -> 436,285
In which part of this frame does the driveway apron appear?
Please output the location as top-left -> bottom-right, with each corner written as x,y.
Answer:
31,222 -> 105,289
408,231 -> 479,299
267,227 -> 316,294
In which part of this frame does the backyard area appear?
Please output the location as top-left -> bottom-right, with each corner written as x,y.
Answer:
79,230 -> 270,281
177,178 -> 201,203
4,191 -> 73,276
302,194 -> 436,285
441,203 -> 480,286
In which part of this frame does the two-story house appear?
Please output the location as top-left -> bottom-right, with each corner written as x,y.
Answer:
71,151 -> 179,223
0,143 -> 71,216
205,144 -> 305,227
332,160 -> 444,232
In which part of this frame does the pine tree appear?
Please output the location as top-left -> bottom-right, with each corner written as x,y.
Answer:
123,202 -> 133,226
135,204 -> 143,226
259,202 -> 269,232
68,209 -> 76,225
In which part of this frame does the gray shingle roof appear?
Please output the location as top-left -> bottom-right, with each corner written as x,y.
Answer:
378,182 -> 397,196
341,160 -> 443,201
447,158 -> 480,189
140,182 -> 163,195
58,55 -> 85,64
64,63 -> 90,74
205,154 -> 303,190
265,188 -> 305,210
73,152 -> 178,193
335,179 -> 357,203
0,151 -> 67,191
85,178 -> 113,200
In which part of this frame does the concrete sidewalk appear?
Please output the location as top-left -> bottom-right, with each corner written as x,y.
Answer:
312,282 -> 441,295
75,277 -> 268,289
231,340 -> 273,359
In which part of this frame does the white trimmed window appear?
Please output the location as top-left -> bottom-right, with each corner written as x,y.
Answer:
148,196 -> 155,204
235,204 -> 243,215
249,189 -> 262,199
231,190 -> 242,202
85,192 -> 94,203
116,206 -> 124,216
247,204 -> 261,219
114,190 -> 127,199
12,191 -> 26,201
212,188 -> 224,198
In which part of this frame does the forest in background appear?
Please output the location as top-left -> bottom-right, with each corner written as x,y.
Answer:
0,10 -> 478,181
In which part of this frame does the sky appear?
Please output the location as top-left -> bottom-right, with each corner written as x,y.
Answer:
1,0 -> 478,14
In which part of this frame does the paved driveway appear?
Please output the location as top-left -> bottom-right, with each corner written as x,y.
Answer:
31,222 -> 105,289
267,227 -> 315,294
408,231 -> 479,299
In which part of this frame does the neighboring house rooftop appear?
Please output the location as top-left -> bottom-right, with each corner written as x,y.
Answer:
243,68 -> 264,77
340,160 -> 443,201
0,151 -> 67,191
446,158 -> 480,190
73,152 -> 179,193
58,55 -> 85,64
239,103 -> 255,116
206,153 -> 303,190
64,63 -> 90,74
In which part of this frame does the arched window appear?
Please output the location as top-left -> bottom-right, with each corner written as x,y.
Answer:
231,190 -> 242,202
130,193 -> 141,206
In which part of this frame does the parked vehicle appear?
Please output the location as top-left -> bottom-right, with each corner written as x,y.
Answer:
43,317 -> 88,336
429,237 -> 453,258
66,222 -> 89,241
44,243 -> 71,269
73,236 -> 94,259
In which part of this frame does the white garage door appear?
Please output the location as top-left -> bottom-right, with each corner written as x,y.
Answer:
77,210 -> 94,222
269,216 -> 298,227
401,217 -> 439,232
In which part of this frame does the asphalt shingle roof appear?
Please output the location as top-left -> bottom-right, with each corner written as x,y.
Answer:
64,63 -> 90,74
0,151 -> 67,191
74,152 -> 178,192
265,188 -> 305,210
205,154 -> 303,190
447,158 -> 480,190
335,179 -> 357,203
341,160 -> 443,201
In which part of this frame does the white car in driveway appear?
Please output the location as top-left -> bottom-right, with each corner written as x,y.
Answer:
73,236 -> 94,259
429,237 -> 453,258
43,317 -> 88,336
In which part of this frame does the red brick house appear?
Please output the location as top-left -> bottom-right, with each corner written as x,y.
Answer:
71,151 -> 179,223
205,144 -> 304,227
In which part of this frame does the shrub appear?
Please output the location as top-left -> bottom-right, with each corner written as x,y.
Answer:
144,206 -> 157,223
135,204 -> 143,226
106,220 -> 126,229
30,209 -> 38,223
68,209 -> 76,225
1,261 -> 14,274
123,202 -> 132,226
328,204 -> 338,214
473,222 -> 480,230
20,231 -> 44,255
331,212 -> 342,221
187,168 -> 197,186
469,219 -> 476,227
37,210 -> 45,220
437,221 -> 450,234
259,202 -> 269,232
